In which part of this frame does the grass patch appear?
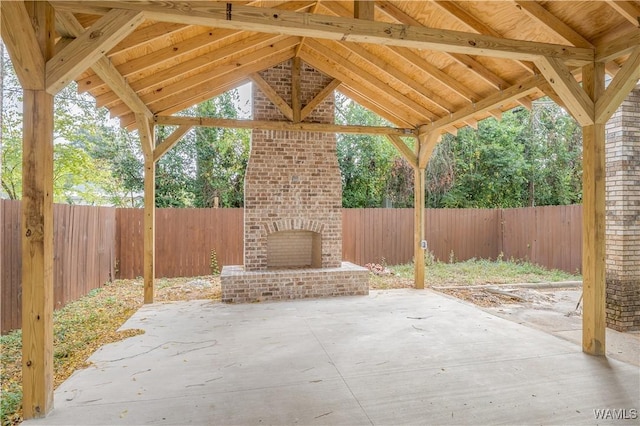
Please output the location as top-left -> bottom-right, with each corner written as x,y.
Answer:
389,257 -> 580,287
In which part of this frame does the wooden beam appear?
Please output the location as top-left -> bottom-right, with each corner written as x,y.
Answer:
0,2 -> 46,90
418,130 -> 441,169
136,115 -> 155,304
292,56 -> 302,123
20,1 -> 55,419
535,56 -> 594,126
305,39 -> 438,121
431,74 -> 544,130
300,78 -> 341,121
413,139 -> 426,289
251,72 -> 294,121
606,0 -> 640,26
515,1 -> 593,48
299,48 -> 421,126
354,0 -> 375,20
153,125 -> 193,162
51,1 -> 595,65
596,28 -> 640,64
155,115 -> 417,136
340,42 -> 454,114
104,37 -> 296,114
55,11 -> 153,119
386,135 -> 418,168
46,9 -> 144,94
595,47 -> 640,124
581,61 -> 606,356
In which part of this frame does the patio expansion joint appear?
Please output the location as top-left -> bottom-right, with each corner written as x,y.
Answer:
304,317 -> 375,426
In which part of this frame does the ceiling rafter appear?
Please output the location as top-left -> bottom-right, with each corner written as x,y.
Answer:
431,0 -> 536,74
605,0 -> 640,26
305,39 -> 438,121
339,41 -> 455,115
98,34 -> 293,110
55,11 -> 153,120
299,49 -> 417,127
49,1 -> 594,64
109,22 -> 188,56
46,8 -> 145,94
371,0 -> 531,110
334,86 -> 413,128
150,48 -> 297,116
430,74 -> 545,131
514,1 -> 594,49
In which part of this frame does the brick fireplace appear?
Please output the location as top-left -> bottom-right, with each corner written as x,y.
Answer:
220,60 -> 369,303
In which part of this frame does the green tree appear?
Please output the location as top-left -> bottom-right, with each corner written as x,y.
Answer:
335,94 -> 399,207
193,91 -> 250,208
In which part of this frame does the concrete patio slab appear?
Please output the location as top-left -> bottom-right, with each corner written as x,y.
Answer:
26,290 -> 639,425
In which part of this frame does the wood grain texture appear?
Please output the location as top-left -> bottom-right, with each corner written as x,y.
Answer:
46,9 -> 144,94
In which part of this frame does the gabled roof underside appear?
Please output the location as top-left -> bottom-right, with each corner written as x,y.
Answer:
45,1 -> 640,132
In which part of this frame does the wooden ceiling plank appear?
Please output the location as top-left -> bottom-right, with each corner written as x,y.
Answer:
50,1 -> 594,64
448,53 -> 508,90
149,49 -> 295,115
515,1 -> 594,48
130,37 -> 300,110
299,49 -> 420,126
432,0 -> 501,37
387,135 -> 418,168
116,28 -> 239,78
0,1 -> 46,90
605,0 -> 640,26
340,42 -> 455,114
251,71 -> 294,121
431,0 -> 535,74
46,9 -> 145,94
431,74 -> 544,130
535,56 -> 594,126
111,22 -> 188,55
596,47 -> 640,123
153,125 -> 193,162
300,78 -> 341,121
596,28 -> 640,63
156,115 -> 416,137
56,11 -> 153,119
391,46 -> 481,103
95,33 -> 285,105
306,39 -> 437,121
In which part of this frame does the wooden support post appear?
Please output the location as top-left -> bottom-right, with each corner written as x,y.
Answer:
414,138 -> 425,289
581,62 -> 606,356
20,1 -> 55,419
143,156 -> 156,304
137,115 -> 156,304
292,56 -> 302,123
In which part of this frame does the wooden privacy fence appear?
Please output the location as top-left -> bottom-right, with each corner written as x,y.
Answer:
1,200 -> 116,332
1,201 -> 581,332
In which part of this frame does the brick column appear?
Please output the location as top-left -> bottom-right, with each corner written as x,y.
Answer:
605,86 -> 640,331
